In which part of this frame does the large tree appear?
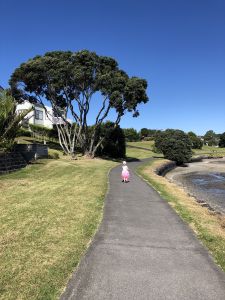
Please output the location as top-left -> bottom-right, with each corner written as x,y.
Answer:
203,130 -> 218,146
188,131 -> 203,149
123,128 -> 140,142
10,50 -> 148,157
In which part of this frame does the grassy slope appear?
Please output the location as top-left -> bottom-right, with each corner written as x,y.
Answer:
126,140 -> 160,159
0,158 -> 117,299
193,145 -> 225,157
126,147 -> 156,159
127,140 -> 154,149
137,159 -> 225,272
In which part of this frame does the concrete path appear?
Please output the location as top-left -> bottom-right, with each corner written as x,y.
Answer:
61,159 -> 225,300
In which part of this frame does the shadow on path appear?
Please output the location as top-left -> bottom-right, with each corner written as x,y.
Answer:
61,159 -> 225,300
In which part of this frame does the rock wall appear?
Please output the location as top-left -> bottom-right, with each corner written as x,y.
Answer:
0,152 -> 27,174
155,161 -> 177,176
15,144 -> 48,162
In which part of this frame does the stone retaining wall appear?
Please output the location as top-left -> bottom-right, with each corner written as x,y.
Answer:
0,152 -> 27,174
155,161 -> 177,176
15,144 -> 48,162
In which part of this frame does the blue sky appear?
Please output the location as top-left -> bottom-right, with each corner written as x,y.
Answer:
1,0 -> 225,135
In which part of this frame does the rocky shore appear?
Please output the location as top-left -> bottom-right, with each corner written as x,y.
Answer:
165,158 -> 225,214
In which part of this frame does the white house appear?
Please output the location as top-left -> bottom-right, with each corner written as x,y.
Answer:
16,101 -> 68,129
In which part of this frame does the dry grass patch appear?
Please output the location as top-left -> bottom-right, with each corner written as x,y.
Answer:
0,158 -> 117,299
138,159 -> 225,271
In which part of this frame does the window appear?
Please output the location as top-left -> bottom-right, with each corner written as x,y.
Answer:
35,109 -> 43,120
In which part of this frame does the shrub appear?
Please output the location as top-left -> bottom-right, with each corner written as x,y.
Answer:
0,90 -> 32,151
188,131 -> 203,149
17,128 -> 32,137
155,129 -> 192,165
219,132 -> 225,148
48,150 -> 60,159
96,122 -> 126,158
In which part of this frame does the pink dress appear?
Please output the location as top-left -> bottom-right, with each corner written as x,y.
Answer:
121,165 -> 130,180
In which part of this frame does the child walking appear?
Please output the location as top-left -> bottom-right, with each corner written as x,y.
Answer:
121,161 -> 130,183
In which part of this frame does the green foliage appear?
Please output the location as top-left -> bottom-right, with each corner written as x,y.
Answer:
10,50 -> 148,157
140,128 -> 159,140
96,122 -> 126,158
155,129 -> 192,164
188,131 -> 203,149
219,132 -> 225,148
29,124 -> 58,141
48,150 -> 60,159
16,128 -> 32,137
29,124 -> 51,136
0,90 -> 32,150
123,128 -> 140,142
204,130 -> 218,146
140,128 -> 149,138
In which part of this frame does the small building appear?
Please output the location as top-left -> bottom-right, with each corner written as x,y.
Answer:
16,101 -> 67,129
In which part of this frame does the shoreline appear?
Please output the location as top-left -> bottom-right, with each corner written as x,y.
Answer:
165,158 -> 225,215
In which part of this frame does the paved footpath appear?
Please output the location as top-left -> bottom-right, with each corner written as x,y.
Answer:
61,159 -> 225,300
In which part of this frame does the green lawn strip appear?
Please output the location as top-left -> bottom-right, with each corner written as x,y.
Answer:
193,145 -> 225,157
127,140 -> 154,149
137,160 -> 225,272
126,142 -> 225,157
126,146 -> 157,160
0,158 -> 117,299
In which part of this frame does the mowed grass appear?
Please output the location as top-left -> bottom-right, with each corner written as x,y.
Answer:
138,159 -> 225,272
193,145 -> 225,157
126,147 -> 156,159
127,140 -> 154,149
127,141 -> 225,159
0,158 -> 117,299
126,140 -> 160,159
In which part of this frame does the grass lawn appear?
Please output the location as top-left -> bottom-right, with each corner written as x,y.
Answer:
126,140 -> 161,160
126,147 -> 157,160
0,158 -> 117,299
127,140 -> 154,149
127,141 -> 225,159
193,145 -> 225,157
137,159 -> 225,272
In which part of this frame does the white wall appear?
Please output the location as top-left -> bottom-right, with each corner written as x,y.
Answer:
16,101 -> 53,129
16,101 -> 69,129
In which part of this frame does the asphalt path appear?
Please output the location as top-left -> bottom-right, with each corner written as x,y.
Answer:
61,159 -> 225,300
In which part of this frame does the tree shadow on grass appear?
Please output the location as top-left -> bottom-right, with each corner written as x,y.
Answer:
125,156 -> 141,162
28,159 -> 46,165
94,155 -> 140,163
